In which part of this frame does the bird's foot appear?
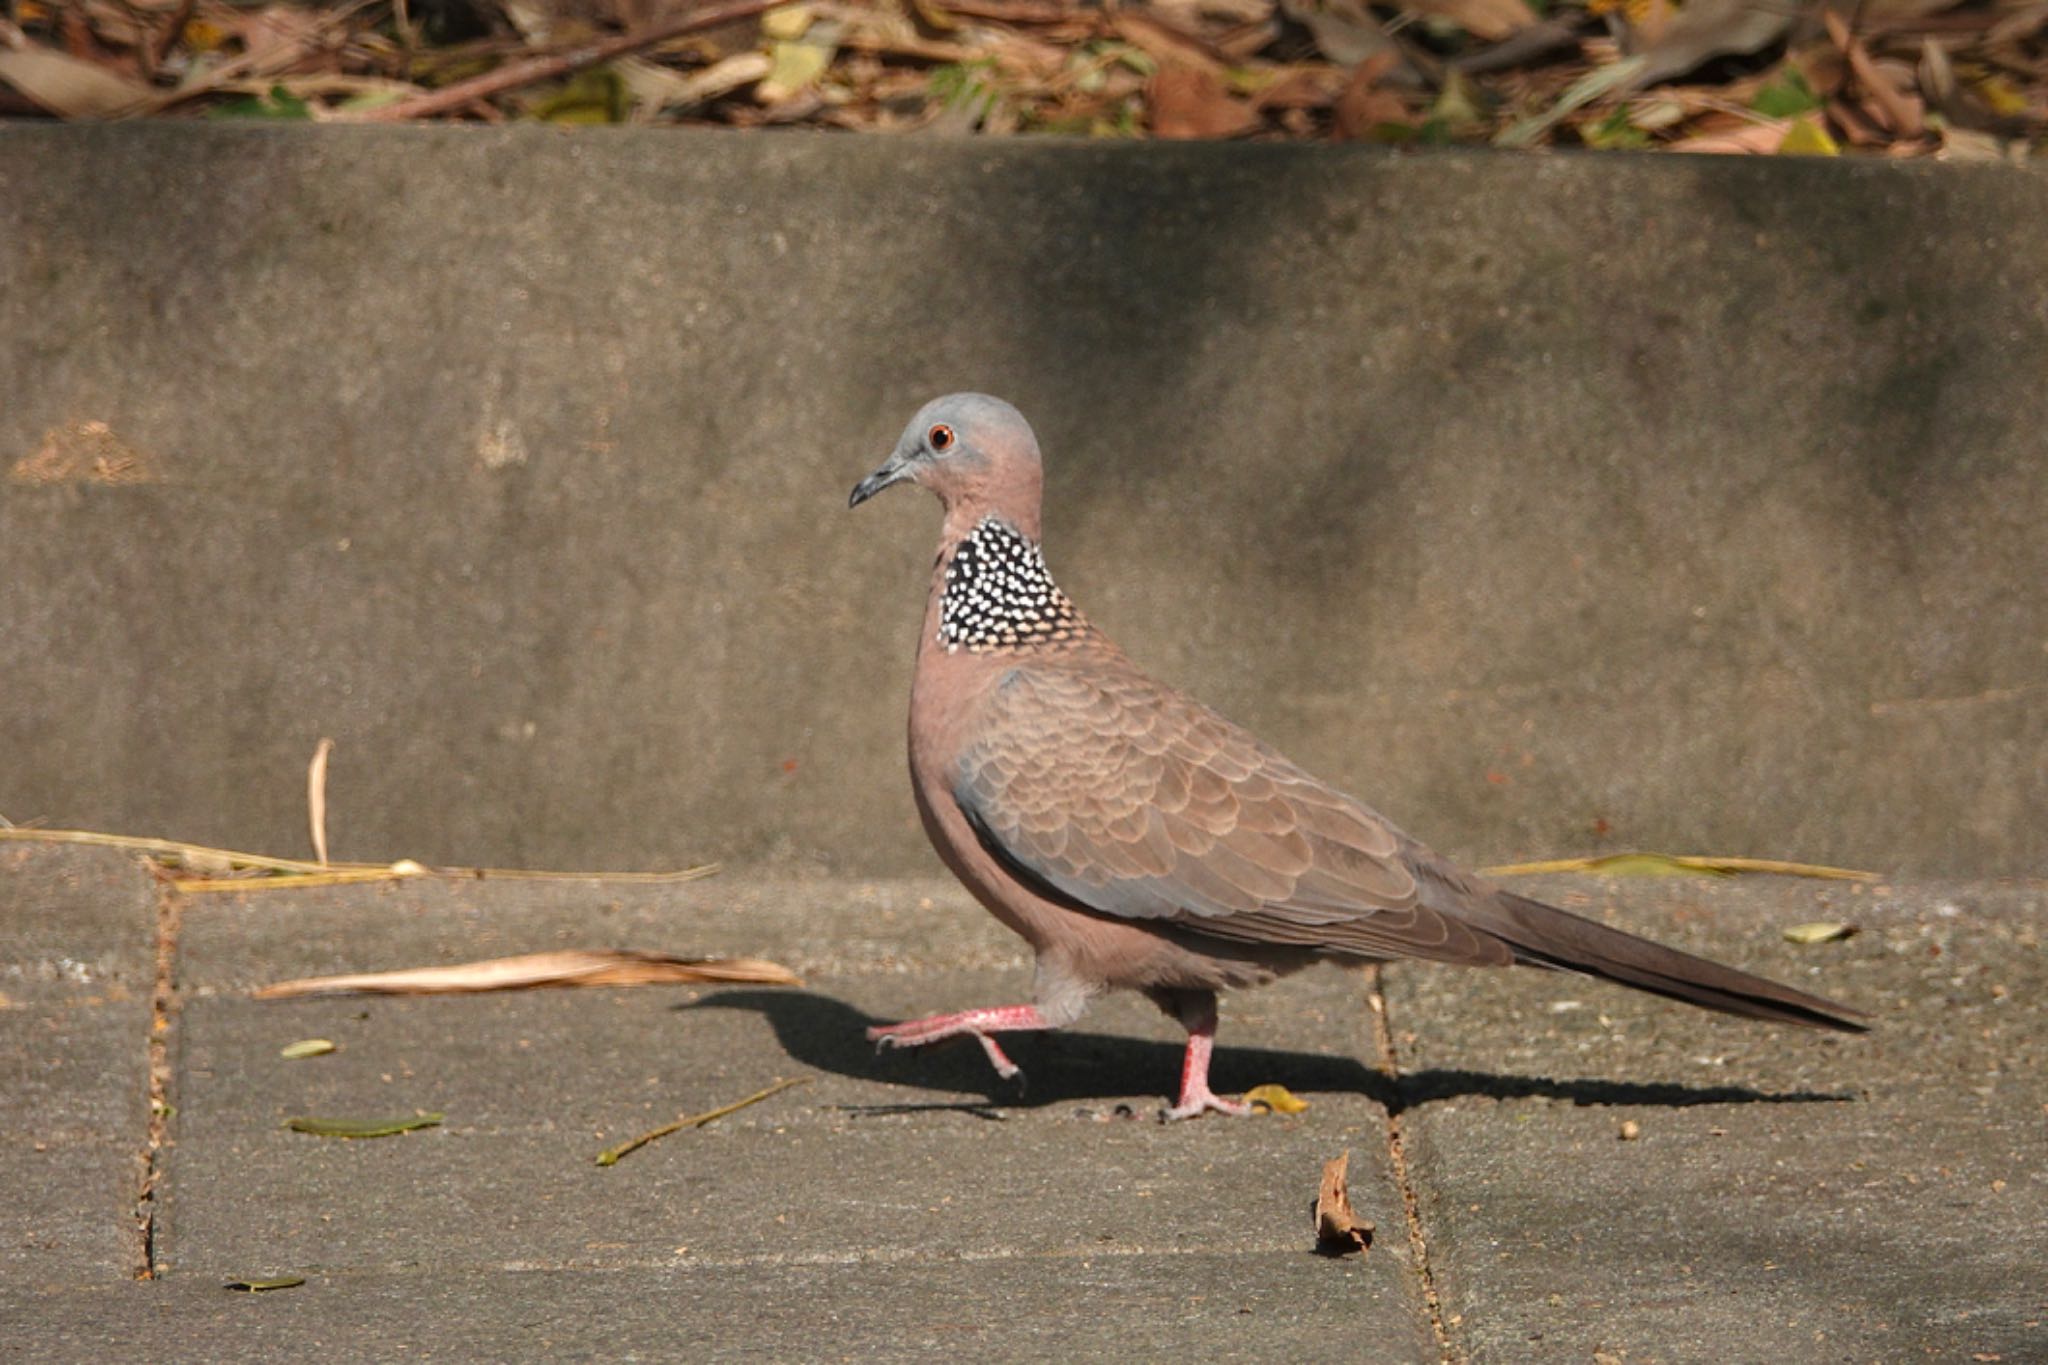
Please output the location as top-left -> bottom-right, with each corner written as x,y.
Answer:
866,1005 -> 1047,1081
1161,1086 -> 1255,1122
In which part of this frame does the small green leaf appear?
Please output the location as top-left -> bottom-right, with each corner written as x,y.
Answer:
285,1113 -> 442,1138
1751,68 -> 1821,119
207,84 -> 313,120
1581,106 -> 1650,150
1783,922 -> 1857,945
224,1275 -> 306,1292
280,1038 -> 335,1059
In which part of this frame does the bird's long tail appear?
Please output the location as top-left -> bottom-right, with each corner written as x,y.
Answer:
1474,892 -> 1868,1032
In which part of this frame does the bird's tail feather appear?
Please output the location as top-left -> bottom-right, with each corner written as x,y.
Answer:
1475,892 -> 1868,1033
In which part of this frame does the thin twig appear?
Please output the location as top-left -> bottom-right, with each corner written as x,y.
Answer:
596,1077 -> 810,1166
352,0 -> 783,122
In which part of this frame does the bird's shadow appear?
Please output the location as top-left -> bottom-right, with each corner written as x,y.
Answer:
683,989 -> 1854,1115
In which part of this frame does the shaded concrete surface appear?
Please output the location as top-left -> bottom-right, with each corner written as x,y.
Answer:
0,844 -> 155,1283
1385,873 -> 2048,1363
2,842 -> 2043,1359
3,127 -> 2047,878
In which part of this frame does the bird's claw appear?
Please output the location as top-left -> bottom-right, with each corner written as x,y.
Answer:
866,1020 -> 1024,1082
1161,1090 -> 1255,1122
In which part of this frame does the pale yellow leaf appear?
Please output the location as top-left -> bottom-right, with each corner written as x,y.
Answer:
757,40 -> 832,103
1782,921 -> 1858,944
1245,1083 -> 1310,1114
761,3 -> 814,39
0,46 -> 151,118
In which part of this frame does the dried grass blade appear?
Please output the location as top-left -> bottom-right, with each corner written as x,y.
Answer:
254,949 -> 800,999
596,1077 -> 810,1166
1482,852 -> 1881,881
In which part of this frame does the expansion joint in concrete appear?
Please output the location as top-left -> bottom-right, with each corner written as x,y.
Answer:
1367,965 -> 1460,1364
134,876 -> 183,1280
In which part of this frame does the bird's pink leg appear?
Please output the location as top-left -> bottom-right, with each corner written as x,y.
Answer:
867,1005 -> 1051,1080
1163,997 -> 1252,1121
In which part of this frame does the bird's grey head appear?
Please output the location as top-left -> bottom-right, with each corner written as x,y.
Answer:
848,393 -> 1043,515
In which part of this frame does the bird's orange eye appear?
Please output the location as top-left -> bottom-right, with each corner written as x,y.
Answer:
928,424 -> 955,452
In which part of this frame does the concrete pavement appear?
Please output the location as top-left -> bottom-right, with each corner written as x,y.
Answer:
3,841 -> 2040,1360
4,128 -> 2046,878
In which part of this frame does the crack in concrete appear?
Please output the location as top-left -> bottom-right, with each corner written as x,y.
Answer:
1367,965 -> 1460,1364
134,876 -> 182,1279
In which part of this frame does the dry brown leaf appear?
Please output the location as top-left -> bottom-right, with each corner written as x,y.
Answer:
650,50 -> 772,109
1332,51 -> 1407,138
1826,9 -> 1923,136
8,420 -> 165,485
0,44 -> 150,118
1934,123 -> 2011,159
254,949 -> 800,999
1249,63 -> 1347,108
1861,0 -> 1970,17
1115,11 -> 1232,74
1666,116 -> 1791,153
977,27 -> 1067,78
234,4 -> 323,68
1987,2 -> 2048,45
1633,0 -> 1802,89
1279,0 -> 1396,66
1148,62 -> 1262,137
1152,0 -> 1276,25
1405,0 -> 1535,42
1314,1149 -> 1374,1255
937,0 -> 1082,21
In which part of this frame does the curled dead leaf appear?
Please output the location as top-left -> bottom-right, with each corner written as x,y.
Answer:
223,1275 -> 306,1292
1314,1149 -> 1374,1255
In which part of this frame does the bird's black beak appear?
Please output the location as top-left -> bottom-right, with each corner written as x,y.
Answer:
849,454 -> 912,509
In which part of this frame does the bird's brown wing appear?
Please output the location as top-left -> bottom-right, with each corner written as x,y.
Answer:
952,660 -> 1515,968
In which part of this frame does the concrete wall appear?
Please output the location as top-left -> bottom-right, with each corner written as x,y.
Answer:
2,126 -> 2043,876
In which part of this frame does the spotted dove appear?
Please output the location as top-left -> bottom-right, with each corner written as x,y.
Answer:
849,393 -> 1865,1119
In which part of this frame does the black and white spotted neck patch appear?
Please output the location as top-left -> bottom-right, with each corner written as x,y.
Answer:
938,517 -> 1085,653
